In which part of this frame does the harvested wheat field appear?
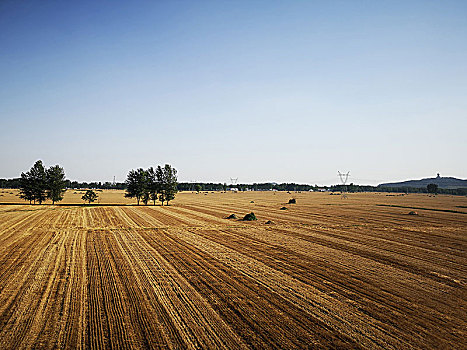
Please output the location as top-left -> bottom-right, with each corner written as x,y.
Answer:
0,190 -> 466,349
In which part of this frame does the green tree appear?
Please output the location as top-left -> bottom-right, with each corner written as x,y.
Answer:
147,167 -> 161,205
162,164 -> 178,206
125,168 -> 149,205
155,166 -> 166,205
195,184 -> 202,193
27,160 -> 47,204
427,183 -> 438,195
141,192 -> 149,205
19,171 -> 35,204
82,190 -> 98,204
46,165 -> 67,204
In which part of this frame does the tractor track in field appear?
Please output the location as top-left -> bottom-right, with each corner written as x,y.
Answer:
136,228 -> 364,349
170,227 -> 449,348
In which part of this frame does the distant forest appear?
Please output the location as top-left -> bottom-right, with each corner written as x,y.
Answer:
2,178 -> 466,196
0,178 -> 126,190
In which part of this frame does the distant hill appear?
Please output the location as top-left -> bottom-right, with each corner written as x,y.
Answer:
378,175 -> 467,189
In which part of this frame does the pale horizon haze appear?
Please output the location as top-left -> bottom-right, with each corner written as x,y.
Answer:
1,1 -> 466,185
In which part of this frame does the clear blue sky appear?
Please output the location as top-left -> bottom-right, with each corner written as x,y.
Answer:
1,0 -> 466,185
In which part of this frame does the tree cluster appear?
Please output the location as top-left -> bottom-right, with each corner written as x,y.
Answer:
427,183 -> 438,195
82,190 -> 98,204
125,164 -> 178,206
19,160 -> 67,204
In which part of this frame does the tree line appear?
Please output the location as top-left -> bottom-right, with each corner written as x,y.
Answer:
0,177 -> 125,190
177,182 -> 317,192
125,164 -> 178,205
67,181 -> 126,190
178,182 -> 467,196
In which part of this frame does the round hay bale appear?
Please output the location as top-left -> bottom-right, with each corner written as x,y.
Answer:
288,198 -> 296,204
226,214 -> 238,219
280,207 -> 288,210
408,211 -> 418,215
265,220 -> 274,224
243,212 -> 257,221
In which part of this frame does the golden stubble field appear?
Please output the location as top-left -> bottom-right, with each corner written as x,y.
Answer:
0,189 -> 465,349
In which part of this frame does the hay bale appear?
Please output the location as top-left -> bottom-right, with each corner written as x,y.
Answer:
243,212 -> 257,221
226,214 -> 237,219
265,220 -> 274,224
280,207 -> 288,210
288,198 -> 296,204
250,201 -> 255,203
408,211 -> 418,215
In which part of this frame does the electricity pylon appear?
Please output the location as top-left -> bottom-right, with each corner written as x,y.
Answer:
338,171 -> 350,199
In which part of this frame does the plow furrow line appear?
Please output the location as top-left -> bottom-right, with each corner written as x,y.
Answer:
138,228 -> 372,349
168,227 -> 415,349
114,228 -> 248,349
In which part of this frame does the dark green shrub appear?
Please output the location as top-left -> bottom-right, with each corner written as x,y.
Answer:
227,214 -> 237,219
243,212 -> 257,221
